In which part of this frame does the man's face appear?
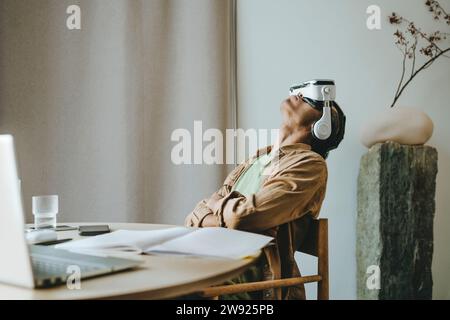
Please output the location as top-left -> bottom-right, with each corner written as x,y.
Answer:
280,95 -> 322,128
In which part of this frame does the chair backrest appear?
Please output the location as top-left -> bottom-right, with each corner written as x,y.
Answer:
298,218 -> 329,300
298,218 -> 327,257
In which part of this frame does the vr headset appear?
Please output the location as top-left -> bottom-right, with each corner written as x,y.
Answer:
289,79 -> 346,151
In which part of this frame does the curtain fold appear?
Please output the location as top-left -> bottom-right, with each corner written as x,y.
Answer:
0,0 -> 232,224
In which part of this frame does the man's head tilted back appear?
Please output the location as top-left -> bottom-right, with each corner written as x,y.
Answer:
281,79 -> 346,158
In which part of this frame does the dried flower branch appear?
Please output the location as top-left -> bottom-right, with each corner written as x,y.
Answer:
388,0 -> 450,108
425,0 -> 450,24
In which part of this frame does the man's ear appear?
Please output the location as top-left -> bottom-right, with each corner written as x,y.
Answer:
305,106 -> 322,127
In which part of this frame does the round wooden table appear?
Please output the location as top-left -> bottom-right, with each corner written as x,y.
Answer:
0,223 -> 258,299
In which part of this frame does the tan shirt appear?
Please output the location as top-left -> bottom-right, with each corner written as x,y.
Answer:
185,143 -> 328,299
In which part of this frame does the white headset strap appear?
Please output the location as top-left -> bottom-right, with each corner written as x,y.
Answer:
313,87 -> 333,140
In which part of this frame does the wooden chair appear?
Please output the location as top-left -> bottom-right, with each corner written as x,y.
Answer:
197,218 -> 329,300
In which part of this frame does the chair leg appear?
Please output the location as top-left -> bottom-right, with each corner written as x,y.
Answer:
317,219 -> 329,300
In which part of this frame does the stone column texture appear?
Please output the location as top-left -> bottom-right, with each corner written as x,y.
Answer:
357,142 -> 438,299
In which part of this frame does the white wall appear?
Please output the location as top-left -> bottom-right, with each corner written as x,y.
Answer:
237,0 -> 450,299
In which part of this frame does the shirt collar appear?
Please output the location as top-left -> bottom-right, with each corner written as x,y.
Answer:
278,143 -> 311,155
255,143 -> 311,161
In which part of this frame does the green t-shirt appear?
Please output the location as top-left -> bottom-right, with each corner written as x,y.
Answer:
232,151 -> 274,197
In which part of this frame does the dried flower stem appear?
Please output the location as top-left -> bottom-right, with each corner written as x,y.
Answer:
390,47 -> 450,108
411,38 -> 418,74
394,49 -> 408,103
389,1 -> 449,107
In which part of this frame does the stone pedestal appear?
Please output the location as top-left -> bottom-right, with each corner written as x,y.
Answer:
357,142 -> 438,299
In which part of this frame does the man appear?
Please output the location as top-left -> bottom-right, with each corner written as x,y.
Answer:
185,88 -> 345,300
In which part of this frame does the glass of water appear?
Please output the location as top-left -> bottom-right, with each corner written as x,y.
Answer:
32,195 -> 59,229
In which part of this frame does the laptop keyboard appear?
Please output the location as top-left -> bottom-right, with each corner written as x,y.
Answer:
31,254 -> 107,286
32,256 -> 103,275
28,245 -> 141,287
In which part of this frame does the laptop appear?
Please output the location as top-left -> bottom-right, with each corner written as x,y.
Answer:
0,135 -> 142,288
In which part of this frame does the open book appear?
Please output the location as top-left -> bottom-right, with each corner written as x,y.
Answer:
55,227 -> 273,260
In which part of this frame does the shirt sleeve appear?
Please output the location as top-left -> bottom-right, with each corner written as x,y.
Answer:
184,162 -> 247,227
208,155 -> 327,232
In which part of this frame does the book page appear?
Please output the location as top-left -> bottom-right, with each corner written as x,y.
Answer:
55,227 -> 192,254
145,227 -> 273,259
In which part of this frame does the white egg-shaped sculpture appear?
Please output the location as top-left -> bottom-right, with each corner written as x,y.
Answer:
360,107 -> 434,148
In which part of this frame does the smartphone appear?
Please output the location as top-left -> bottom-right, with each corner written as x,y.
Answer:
78,225 -> 110,236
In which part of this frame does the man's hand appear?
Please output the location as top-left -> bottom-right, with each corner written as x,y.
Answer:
200,213 -> 220,227
184,212 -> 196,227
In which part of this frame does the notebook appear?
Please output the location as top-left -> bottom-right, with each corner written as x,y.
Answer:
55,227 -> 273,260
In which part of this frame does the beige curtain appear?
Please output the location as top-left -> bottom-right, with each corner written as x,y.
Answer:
0,0 -> 233,224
